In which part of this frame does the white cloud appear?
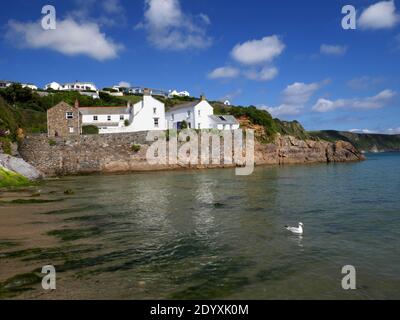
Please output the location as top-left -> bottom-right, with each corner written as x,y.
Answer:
208,66 -> 240,79
263,104 -> 304,117
138,0 -> 212,51
347,76 -> 384,90
244,67 -> 279,81
282,81 -> 325,105
263,80 -> 327,117
320,44 -> 347,56
312,89 -> 396,112
359,0 -> 400,29
70,0 -> 126,27
386,127 -> 400,134
231,35 -> 285,65
6,18 -> 123,61
349,127 -> 400,135
349,128 -> 378,134
118,81 -> 131,88
102,0 -> 125,14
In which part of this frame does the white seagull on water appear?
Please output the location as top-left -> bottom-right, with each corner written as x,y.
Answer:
285,222 -> 304,235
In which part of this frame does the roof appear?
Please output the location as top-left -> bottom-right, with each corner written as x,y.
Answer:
79,106 -> 129,115
209,115 -> 239,125
63,82 -> 96,85
167,100 -> 200,113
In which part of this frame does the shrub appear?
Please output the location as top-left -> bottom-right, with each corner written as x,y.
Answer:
48,139 -> 56,146
131,144 -> 141,153
124,119 -> 130,127
82,125 -> 99,135
0,137 -> 12,155
180,121 -> 188,130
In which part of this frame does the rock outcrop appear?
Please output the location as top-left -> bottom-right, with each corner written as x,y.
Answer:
18,132 -> 364,177
255,135 -> 364,165
0,154 -> 43,180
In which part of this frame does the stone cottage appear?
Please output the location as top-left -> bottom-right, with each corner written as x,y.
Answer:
47,100 -> 81,137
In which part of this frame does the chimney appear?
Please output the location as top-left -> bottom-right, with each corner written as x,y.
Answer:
200,94 -> 206,101
143,88 -> 151,96
74,99 -> 80,108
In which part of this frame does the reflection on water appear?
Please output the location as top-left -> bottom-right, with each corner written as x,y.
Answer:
1,153 -> 400,299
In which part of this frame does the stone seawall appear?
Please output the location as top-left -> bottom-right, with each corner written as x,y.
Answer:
19,132 -> 364,176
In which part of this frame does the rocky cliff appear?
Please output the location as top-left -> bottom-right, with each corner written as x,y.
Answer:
255,135 -> 364,165
18,132 -> 364,177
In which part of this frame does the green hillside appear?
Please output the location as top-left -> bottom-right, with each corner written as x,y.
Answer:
309,130 -> 400,152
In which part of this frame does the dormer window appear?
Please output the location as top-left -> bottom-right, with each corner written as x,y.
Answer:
66,112 -> 73,119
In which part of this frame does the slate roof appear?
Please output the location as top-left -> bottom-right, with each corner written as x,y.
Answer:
167,100 -> 200,113
209,115 -> 239,125
79,106 -> 129,115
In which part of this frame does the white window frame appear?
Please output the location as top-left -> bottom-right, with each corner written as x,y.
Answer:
69,127 -> 74,133
107,115 -> 112,121
154,118 -> 159,128
66,112 -> 74,119
120,115 -> 124,121
93,116 -> 98,121
153,108 -> 157,115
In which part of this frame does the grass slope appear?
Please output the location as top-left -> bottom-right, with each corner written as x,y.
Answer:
0,166 -> 31,189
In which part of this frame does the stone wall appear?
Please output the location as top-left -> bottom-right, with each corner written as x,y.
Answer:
18,132 -> 364,177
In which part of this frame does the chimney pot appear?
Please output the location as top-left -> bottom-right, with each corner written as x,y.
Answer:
74,99 -> 80,108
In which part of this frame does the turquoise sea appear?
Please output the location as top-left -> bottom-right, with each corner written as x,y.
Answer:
0,153 -> 399,299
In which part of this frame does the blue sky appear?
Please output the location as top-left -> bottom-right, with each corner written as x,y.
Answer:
0,0 -> 399,133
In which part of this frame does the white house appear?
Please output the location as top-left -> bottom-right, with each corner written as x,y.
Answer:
21,83 -> 38,90
0,80 -> 37,90
0,80 -> 13,89
80,89 -> 167,134
168,90 -> 190,98
60,82 -> 97,92
165,96 -> 240,130
45,82 -> 61,91
45,81 -> 98,92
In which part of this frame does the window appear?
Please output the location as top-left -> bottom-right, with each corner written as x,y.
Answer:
69,127 -> 74,133
198,123 -> 201,129
93,116 -> 98,121
66,112 -> 73,119
120,115 -> 124,121
187,111 -> 191,118
154,118 -> 159,128
198,110 -> 201,117
153,108 -> 157,115
107,115 -> 112,121
171,114 -> 174,121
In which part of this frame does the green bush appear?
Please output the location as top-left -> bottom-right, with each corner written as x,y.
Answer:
48,139 -> 56,146
82,125 -> 99,135
0,137 -> 12,155
124,119 -> 130,127
131,144 -> 141,153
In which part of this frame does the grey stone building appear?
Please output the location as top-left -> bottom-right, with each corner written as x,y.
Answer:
47,101 -> 81,137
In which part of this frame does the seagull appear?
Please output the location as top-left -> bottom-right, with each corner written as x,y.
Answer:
285,222 -> 304,235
